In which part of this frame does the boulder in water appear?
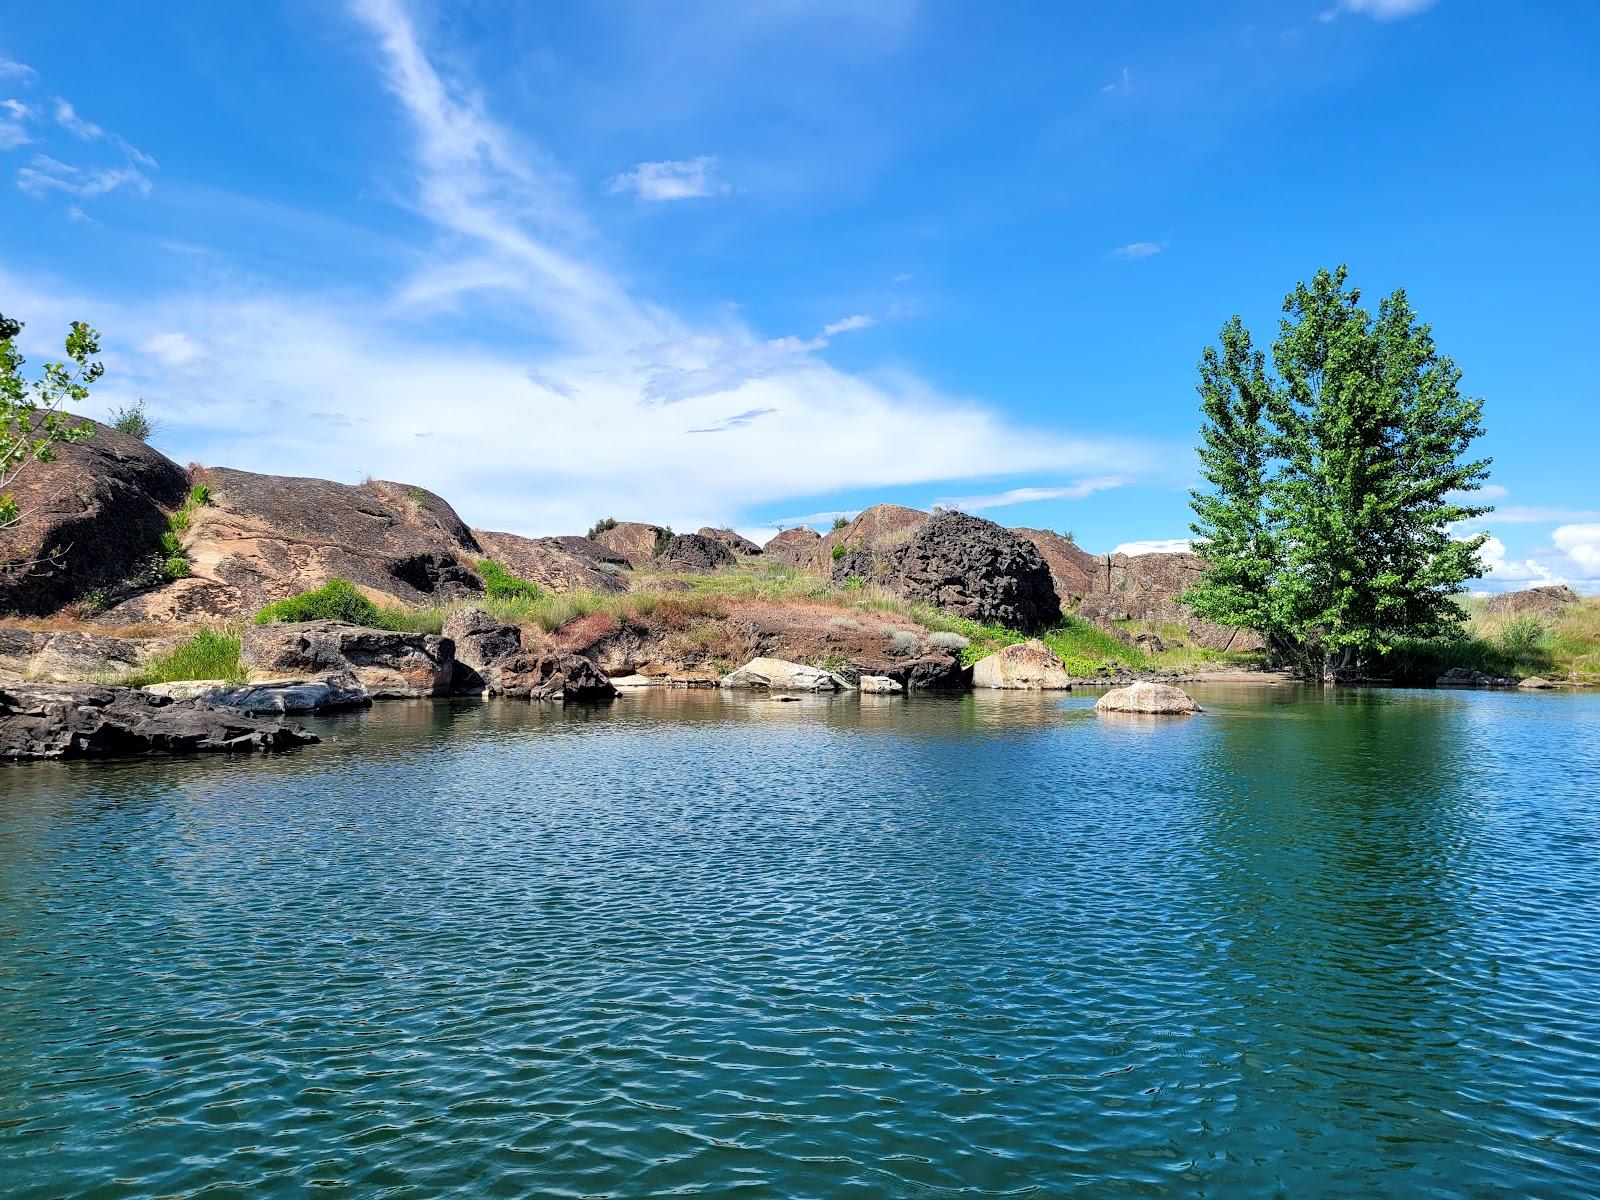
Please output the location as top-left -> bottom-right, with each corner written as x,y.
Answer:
1094,681 -> 1202,716
971,640 -> 1073,690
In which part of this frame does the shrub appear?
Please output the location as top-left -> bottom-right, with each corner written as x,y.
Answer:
929,631 -> 969,651
476,558 -> 542,601
162,555 -> 191,581
830,543 -> 849,561
830,515 -> 851,531
189,483 -> 211,507
587,516 -> 619,539
123,631 -> 245,686
254,578 -> 387,627
109,399 -> 156,441
890,630 -> 921,656
653,526 -> 675,556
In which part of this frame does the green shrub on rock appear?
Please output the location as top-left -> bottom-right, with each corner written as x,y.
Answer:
254,578 -> 388,627
476,559 -> 542,601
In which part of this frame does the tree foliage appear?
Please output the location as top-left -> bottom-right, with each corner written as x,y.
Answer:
1,312 -> 99,531
1185,267 -> 1492,676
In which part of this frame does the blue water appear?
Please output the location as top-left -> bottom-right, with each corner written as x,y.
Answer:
2,685 -> 1599,1198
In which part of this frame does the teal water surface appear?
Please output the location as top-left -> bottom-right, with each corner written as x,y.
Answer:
2,686 -> 1599,1198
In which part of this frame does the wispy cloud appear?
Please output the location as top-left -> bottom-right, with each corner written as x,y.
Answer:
52,98 -> 157,168
16,154 -> 151,198
822,314 -> 873,336
1111,241 -> 1164,261
1101,67 -> 1132,95
606,155 -> 729,201
1114,538 -> 1193,556
0,57 -> 37,84
687,407 -> 777,434
936,477 -> 1128,512
1319,0 -> 1437,22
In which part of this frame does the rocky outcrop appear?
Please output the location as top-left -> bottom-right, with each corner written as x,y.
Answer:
1094,681 -> 1202,715
721,657 -> 849,692
858,675 -> 903,694
1518,676 -> 1557,689
821,504 -> 930,580
971,640 -> 1073,690
443,606 -> 524,692
1437,667 -> 1518,689
1485,586 -> 1581,620
762,527 -> 822,568
1078,551 -> 1264,653
473,530 -> 627,594
1010,529 -> 1097,603
889,511 -> 1061,632
0,628 -> 180,683
593,522 -> 667,567
659,533 -> 736,572
0,682 -> 318,760
241,621 -> 454,698
144,673 -> 370,714
697,527 -> 761,556
498,652 -> 616,701
0,418 -> 190,617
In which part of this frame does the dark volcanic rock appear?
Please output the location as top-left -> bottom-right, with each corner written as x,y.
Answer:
0,682 -> 318,760
855,652 -> 970,691
474,530 -> 628,594
593,522 -> 668,567
697,527 -> 762,556
1437,666 -> 1519,689
891,511 -> 1061,632
498,652 -> 617,701
444,606 -> 524,692
0,418 -> 189,617
660,533 -> 736,572
822,504 -> 930,581
762,526 -> 822,568
241,621 -> 455,698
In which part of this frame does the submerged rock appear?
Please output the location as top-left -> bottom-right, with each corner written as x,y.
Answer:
0,682 -> 318,760
241,621 -> 455,698
1094,681 -> 1202,716
721,657 -> 849,692
858,674 -> 904,694
144,673 -> 370,714
1437,667 -> 1518,689
971,640 -> 1073,690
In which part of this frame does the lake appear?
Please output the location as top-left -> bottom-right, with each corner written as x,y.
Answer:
2,685 -> 1598,1198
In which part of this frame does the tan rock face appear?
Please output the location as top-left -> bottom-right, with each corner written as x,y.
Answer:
720,657 -> 849,692
1010,529 -> 1097,603
593,522 -> 666,567
0,418 -> 189,617
819,504 -> 930,577
0,628 -> 180,682
858,674 -> 904,694
1077,551 -> 1265,654
1094,681 -> 1202,715
971,639 -> 1072,690
762,527 -> 822,568
473,531 -> 626,595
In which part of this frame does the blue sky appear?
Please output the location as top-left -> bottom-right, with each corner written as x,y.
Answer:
1,0 -> 1596,589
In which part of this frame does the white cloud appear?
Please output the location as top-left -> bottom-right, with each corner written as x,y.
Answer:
1485,505 -> 1600,525
0,57 -> 37,84
1553,523 -> 1600,578
1101,67 -> 1132,95
1319,0 -> 1437,22
138,331 -> 204,368
821,314 -> 873,336
52,98 -> 157,168
1115,538 -> 1193,557
0,122 -> 27,151
16,155 -> 151,198
937,477 -> 1129,513
605,155 -> 728,201
1112,241 -> 1164,261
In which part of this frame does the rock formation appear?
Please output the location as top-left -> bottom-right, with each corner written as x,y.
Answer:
0,682 -> 318,759
762,526 -> 823,567
241,621 -> 455,698
593,522 -> 667,567
971,640 -> 1073,689
144,674 -> 370,715
498,652 -> 617,701
0,628 -> 179,683
1094,681 -> 1202,715
659,532 -> 736,572
821,504 -> 930,579
889,511 -> 1061,631
721,657 -> 850,692
1010,528 -> 1097,604
697,527 -> 762,556
1485,585 -> 1581,619
1077,551 -> 1264,652
443,607 -> 524,693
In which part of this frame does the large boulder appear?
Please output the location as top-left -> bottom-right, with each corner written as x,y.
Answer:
240,621 -> 454,698
1010,529 -> 1097,604
822,504 -> 931,580
0,628 -> 180,683
498,652 -> 616,701
659,533 -> 736,573
144,673 -> 370,715
443,606 -> 524,692
889,511 -> 1061,632
721,657 -> 849,692
858,675 -> 903,694
847,651 -> 970,691
473,530 -> 627,594
971,640 -> 1073,690
1094,681 -> 1202,716
592,522 -> 667,567
1077,550 -> 1264,653
0,418 -> 190,617
0,682 -> 319,760
762,526 -> 823,568
1485,586 -> 1581,620
698,527 -> 762,556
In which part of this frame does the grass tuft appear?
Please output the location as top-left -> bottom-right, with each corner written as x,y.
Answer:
122,631 -> 245,686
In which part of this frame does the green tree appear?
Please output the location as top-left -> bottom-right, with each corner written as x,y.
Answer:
1185,267 -> 1492,677
1,313 -> 100,532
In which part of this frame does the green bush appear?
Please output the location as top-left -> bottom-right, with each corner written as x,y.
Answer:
254,578 -> 393,627
189,482 -> 212,507
830,543 -> 849,561
123,631 -> 245,686
830,515 -> 851,531
476,558 -> 542,601
587,516 -> 619,539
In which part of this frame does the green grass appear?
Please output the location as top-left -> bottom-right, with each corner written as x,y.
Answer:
156,483 -> 214,583
253,578 -> 422,632
1376,598 -> 1600,683
476,558 -> 543,601
122,631 -> 245,686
